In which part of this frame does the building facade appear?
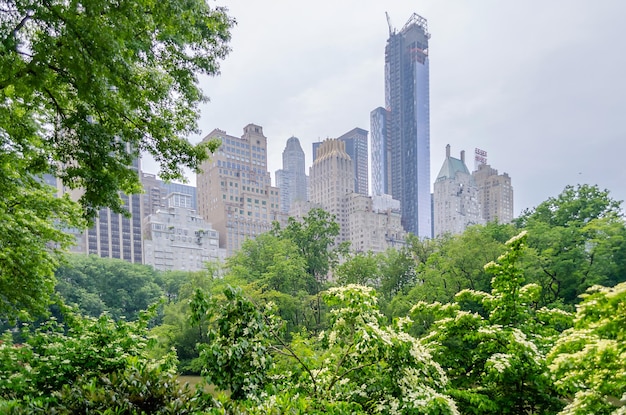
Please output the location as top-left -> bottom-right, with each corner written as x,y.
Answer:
196,124 -> 282,257
346,193 -> 406,252
379,13 -> 432,238
275,136 -> 308,214
433,145 -> 483,236
143,193 -> 224,271
69,196 -> 144,263
472,163 -> 514,224
337,128 -> 369,196
141,172 -> 198,218
313,127 -> 369,196
370,107 -> 389,196
309,139 -> 354,243
65,157 -> 144,263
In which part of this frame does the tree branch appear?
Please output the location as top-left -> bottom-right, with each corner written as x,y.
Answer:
327,329 -> 357,392
332,361 -> 379,386
42,87 -> 66,121
262,313 -> 318,395
12,11 -> 33,41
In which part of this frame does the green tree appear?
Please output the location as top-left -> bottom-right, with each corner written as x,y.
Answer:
547,282 -> 626,414
516,184 -> 626,305
227,233 -> 312,296
194,284 -> 459,414
334,251 -> 381,287
414,232 -> 567,414
0,176 -> 83,321
420,224 -> 515,298
270,208 -> 348,330
55,255 -> 163,321
1,0 -> 233,320
0,304 -> 213,413
271,208 -> 348,285
191,286 -> 276,401
378,245 -> 417,301
222,233 -> 324,333
150,267 -> 219,374
300,285 -> 458,414
388,223 -> 516,320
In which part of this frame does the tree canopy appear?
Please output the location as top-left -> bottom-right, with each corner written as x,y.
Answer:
516,184 -> 626,305
54,255 -> 163,321
0,0 -> 234,320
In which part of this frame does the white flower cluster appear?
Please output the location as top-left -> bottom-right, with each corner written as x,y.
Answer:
511,327 -> 540,359
505,230 -> 528,246
487,353 -> 512,374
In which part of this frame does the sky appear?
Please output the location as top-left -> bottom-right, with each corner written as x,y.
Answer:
145,0 -> 626,216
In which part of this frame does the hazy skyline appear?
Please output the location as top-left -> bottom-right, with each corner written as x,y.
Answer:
144,0 -> 626,216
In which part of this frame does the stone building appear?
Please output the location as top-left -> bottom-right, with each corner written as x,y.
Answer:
196,124 -> 283,257
143,193 -> 224,271
309,139 -> 354,243
433,145 -> 484,236
472,163 -> 514,224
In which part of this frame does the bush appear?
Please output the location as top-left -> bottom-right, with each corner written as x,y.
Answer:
0,304 -> 215,413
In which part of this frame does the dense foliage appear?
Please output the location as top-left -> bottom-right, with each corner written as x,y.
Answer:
0,304 -> 215,413
2,0 -> 625,412
55,254 -> 163,320
0,0 -> 233,321
516,184 -> 626,305
2,177 -> 625,415
414,232 -> 566,414
548,281 -> 626,414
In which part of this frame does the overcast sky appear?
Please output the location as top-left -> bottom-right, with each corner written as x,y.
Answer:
146,0 -> 626,216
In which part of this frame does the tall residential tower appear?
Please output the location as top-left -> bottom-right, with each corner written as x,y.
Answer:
196,124 -> 282,256
309,139 -> 353,243
373,13 -> 432,238
472,163 -> 514,224
313,127 -> 369,196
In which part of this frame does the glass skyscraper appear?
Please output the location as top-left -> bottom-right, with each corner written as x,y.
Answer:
379,13 -> 432,238
370,107 -> 388,196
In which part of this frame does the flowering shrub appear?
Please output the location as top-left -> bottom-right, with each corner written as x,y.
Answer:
0,304 -> 214,413
200,284 -> 459,414
414,232 -> 567,414
548,281 -> 626,415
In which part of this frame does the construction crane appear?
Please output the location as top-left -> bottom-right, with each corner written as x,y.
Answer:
385,12 -> 394,36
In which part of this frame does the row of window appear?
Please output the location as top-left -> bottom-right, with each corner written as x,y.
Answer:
220,137 -> 265,153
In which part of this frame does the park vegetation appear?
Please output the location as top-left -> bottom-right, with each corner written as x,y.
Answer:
0,185 -> 624,414
2,1 -> 625,413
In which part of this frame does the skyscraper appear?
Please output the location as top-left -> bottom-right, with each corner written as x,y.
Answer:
376,13 -> 432,238
49,149 -> 144,263
313,127 -> 369,196
275,136 -> 308,214
196,124 -> 282,257
70,158 -> 144,263
472,163 -> 514,224
337,128 -> 369,196
370,107 -> 389,196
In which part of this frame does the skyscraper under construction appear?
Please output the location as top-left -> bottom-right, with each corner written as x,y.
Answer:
372,13 -> 432,238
